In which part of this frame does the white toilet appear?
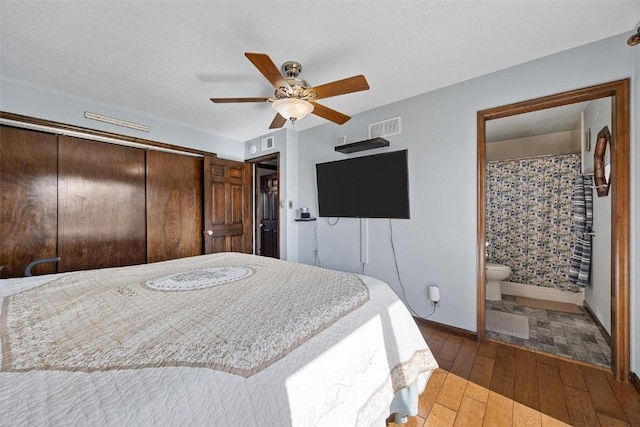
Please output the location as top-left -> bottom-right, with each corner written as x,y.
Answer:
486,263 -> 511,301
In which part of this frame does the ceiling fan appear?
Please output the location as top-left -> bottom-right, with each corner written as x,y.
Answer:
210,52 -> 370,129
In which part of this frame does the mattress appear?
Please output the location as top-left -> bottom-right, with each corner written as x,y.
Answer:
0,253 -> 437,426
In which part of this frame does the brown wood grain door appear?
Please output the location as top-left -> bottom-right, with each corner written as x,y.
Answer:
259,173 -> 279,258
0,126 -> 58,278
146,150 -> 203,262
57,135 -> 146,272
203,155 -> 252,254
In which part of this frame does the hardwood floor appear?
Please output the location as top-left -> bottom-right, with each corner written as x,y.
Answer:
390,321 -> 640,427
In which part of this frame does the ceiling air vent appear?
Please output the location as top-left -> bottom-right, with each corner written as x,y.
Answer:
368,116 -> 401,139
261,136 -> 275,151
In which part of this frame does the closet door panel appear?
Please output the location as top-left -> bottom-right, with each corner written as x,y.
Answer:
0,126 -> 58,278
146,150 -> 203,263
57,136 -> 146,272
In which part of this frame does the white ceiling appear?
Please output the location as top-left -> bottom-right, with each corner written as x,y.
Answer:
1,1 -> 639,142
486,101 -> 592,143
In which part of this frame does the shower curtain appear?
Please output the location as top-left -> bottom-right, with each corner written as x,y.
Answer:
486,154 -> 581,292
568,175 -> 594,288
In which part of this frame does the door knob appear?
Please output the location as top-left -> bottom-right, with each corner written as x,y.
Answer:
205,230 -> 213,236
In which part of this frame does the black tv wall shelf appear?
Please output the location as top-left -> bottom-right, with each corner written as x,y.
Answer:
335,137 -> 389,154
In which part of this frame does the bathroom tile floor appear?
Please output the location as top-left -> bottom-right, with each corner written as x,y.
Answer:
485,295 -> 611,368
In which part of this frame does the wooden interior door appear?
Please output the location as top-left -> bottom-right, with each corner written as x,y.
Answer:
57,135 -> 147,272
259,173 -> 279,258
146,150 -> 203,262
0,126 -> 58,278
203,155 -> 252,253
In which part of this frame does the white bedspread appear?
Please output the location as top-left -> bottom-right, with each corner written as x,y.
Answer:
0,253 -> 437,426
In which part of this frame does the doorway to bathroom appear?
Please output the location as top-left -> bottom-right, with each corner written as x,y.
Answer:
476,80 -> 630,381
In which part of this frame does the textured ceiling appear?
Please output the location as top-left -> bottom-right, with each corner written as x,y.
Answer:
1,1 -> 639,142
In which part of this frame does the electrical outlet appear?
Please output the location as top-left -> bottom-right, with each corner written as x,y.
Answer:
428,285 -> 440,303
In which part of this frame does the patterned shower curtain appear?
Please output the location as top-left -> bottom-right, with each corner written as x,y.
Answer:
486,154 -> 581,292
568,175 -> 594,288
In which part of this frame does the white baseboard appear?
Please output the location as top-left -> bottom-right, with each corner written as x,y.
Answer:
501,281 -> 584,305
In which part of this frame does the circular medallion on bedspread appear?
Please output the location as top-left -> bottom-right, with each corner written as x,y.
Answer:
145,267 -> 253,291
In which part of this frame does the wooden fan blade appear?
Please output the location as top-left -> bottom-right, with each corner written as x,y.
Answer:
313,75 -> 369,100
310,102 -> 350,125
245,53 -> 290,90
210,97 -> 270,103
269,113 -> 287,129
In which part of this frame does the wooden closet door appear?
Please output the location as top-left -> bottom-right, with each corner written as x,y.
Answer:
146,150 -> 203,262
0,126 -> 58,278
57,136 -> 146,272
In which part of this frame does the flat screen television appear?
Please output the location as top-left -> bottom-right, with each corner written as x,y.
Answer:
315,149 -> 410,219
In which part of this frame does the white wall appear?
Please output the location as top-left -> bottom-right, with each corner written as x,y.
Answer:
0,79 -> 244,160
294,32 -> 636,343
284,131 -> 299,262
583,98 -> 613,334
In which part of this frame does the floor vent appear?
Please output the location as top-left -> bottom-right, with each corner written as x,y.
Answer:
368,116 -> 401,139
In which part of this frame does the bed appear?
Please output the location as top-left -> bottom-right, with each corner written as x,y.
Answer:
0,252 -> 437,426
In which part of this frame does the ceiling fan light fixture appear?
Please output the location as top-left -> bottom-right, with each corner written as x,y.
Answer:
272,98 -> 314,122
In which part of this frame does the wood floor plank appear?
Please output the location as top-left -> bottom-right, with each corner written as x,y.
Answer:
465,354 -> 494,404
596,413 -> 631,427
438,358 -> 454,372
424,403 -> 456,427
427,330 -> 450,355
477,340 -> 497,359
563,385 -> 601,427
582,366 -> 628,423
467,355 -> 494,390
557,359 -> 588,391
540,414 -> 572,427
464,381 -> 490,406
417,323 -> 439,341
435,373 -> 467,412
514,401 -> 542,427
453,396 -> 485,427
482,391 -> 513,426
489,344 -> 515,399
605,374 -> 640,427
537,362 -> 571,424
449,338 -> 479,380
438,335 -> 464,362
419,369 -> 448,417
514,347 -> 541,411
411,320 -> 640,427
536,352 -> 559,367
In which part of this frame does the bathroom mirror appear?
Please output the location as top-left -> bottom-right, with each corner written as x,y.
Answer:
593,126 -> 611,197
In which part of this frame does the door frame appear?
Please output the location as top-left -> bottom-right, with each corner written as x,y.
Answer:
247,153 -> 280,258
476,79 -> 630,381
